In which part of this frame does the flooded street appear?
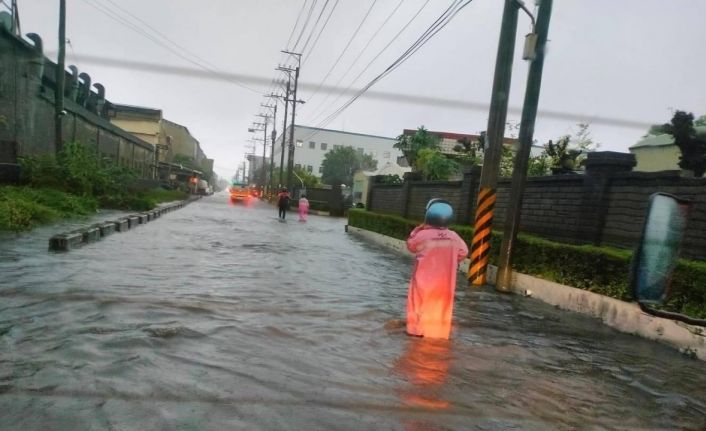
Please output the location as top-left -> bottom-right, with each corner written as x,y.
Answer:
1,193 -> 705,430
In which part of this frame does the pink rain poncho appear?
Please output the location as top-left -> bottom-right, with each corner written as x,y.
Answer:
298,197 -> 309,221
406,225 -> 468,339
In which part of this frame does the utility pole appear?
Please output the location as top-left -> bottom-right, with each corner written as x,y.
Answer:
257,113 -> 271,193
467,0 -> 520,287
496,0 -> 553,291
281,50 -> 302,192
286,64 -> 300,191
262,100 -> 278,197
55,0 -> 67,154
278,78 -> 291,189
11,0 -> 21,36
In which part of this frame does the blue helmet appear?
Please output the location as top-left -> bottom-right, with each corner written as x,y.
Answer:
425,198 -> 453,227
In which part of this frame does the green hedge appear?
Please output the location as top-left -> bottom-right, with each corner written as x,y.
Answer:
347,209 -> 706,318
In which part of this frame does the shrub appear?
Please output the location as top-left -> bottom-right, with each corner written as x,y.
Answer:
0,186 -> 98,231
0,190 -> 59,231
347,209 -> 706,318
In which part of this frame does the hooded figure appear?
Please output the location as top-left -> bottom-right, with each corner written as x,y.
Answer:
405,199 -> 468,339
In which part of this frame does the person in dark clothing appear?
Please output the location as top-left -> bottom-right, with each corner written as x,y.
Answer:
277,188 -> 291,219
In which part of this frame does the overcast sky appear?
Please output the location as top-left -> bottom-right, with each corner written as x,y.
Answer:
14,0 -> 706,179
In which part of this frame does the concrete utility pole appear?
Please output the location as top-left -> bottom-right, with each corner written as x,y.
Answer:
496,0 -> 553,291
467,0 -> 520,287
286,64 -> 300,191
257,112 -> 271,192
278,50 -> 303,192
262,102 -> 278,196
55,0 -> 67,153
278,79 -> 291,189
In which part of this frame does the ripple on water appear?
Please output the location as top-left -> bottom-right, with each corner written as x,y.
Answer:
1,199 -> 706,430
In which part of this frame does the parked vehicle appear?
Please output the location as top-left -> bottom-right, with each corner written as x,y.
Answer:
197,179 -> 213,195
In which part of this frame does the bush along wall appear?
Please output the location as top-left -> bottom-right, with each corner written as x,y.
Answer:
347,209 -> 706,319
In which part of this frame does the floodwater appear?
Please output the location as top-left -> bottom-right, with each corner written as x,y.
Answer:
1,194 -> 705,430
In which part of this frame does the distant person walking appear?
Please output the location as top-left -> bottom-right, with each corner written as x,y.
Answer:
405,199 -> 468,339
298,194 -> 310,222
276,187 -> 291,220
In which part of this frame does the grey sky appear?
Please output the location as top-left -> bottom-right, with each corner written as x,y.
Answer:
16,0 -> 706,180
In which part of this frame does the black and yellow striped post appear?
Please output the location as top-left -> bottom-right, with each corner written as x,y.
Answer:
468,187 -> 497,284
466,0 -> 519,287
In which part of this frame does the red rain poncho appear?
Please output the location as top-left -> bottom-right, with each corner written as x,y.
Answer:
406,225 -> 468,339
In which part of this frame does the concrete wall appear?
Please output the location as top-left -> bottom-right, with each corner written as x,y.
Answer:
631,145 -> 681,172
367,152 -> 706,260
110,118 -> 160,146
160,119 -> 199,162
0,28 -> 154,178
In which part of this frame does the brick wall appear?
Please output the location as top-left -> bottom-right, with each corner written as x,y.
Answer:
602,172 -> 706,260
496,176 -> 584,243
367,153 -> 706,259
369,185 -> 405,215
0,28 -> 154,178
407,181 -> 463,222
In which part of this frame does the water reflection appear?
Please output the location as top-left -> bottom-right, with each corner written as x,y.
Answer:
395,337 -> 451,411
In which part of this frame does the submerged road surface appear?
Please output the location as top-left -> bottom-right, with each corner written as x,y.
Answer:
1,194 -> 705,430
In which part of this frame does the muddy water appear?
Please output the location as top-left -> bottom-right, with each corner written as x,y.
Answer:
1,194 -> 705,430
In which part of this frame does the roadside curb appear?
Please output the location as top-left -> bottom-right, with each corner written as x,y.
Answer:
346,225 -> 706,361
48,196 -> 201,252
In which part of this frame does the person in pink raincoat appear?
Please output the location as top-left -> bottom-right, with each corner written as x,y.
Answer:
406,199 -> 468,339
298,194 -> 310,222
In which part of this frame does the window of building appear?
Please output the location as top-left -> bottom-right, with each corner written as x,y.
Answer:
319,166 -> 324,173
383,151 -> 390,159
295,163 -> 301,170
357,147 -> 364,155
333,144 -> 342,150
321,142 -> 328,150
309,141 -> 316,149
306,165 -> 313,173
296,140 -> 303,147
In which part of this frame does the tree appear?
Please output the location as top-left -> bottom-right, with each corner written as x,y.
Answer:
660,110 -> 706,176
527,154 -> 551,176
393,126 -> 440,169
416,148 -> 458,180
452,135 -> 483,166
378,174 -> 403,184
293,166 -> 322,188
544,137 -> 583,173
321,146 -> 377,186
539,124 -> 600,174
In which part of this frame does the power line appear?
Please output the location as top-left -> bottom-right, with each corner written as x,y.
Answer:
286,0 -> 310,50
302,0 -> 341,65
291,0 -> 318,51
78,0 -> 261,93
301,0 -> 472,141
304,0 -> 379,103
299,0 -> 331,57
306,0 -> 463,127
304,0 -> 433,123
302,0 -> 409,122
